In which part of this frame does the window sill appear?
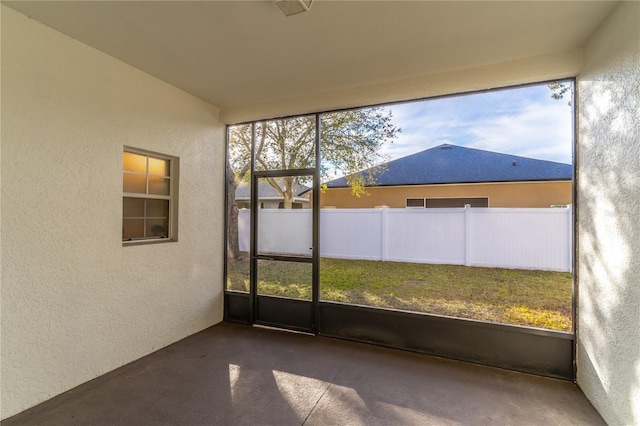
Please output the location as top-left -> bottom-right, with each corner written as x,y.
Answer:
122,238 -> 177,247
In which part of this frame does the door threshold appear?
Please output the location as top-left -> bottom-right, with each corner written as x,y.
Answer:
253,323 -> 315,336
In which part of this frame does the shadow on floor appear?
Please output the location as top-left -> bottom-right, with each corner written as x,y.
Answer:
2,321 -> 604,425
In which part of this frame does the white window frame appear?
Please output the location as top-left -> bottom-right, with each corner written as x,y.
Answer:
123,147 -> 179,245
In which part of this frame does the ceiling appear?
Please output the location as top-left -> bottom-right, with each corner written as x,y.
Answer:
4,1 -> 618,115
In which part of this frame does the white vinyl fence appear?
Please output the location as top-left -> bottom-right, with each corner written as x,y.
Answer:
238,206 -> 573,272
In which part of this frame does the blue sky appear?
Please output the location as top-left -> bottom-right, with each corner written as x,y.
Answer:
381,82 -> 574,165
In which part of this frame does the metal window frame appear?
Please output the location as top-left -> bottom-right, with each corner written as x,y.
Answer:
223,78 -> 577,380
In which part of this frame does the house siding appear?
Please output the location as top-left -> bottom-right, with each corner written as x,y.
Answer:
321,181 -> 572,209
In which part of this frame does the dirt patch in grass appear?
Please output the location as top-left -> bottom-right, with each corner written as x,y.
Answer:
226,256 -> 572,331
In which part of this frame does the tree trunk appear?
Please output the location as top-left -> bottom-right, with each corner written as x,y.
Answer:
227,165 -> 242,260
227,200 -> 241,260
282,176 -> 295,209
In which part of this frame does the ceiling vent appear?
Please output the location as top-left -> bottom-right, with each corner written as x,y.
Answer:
273,0 -> 314,17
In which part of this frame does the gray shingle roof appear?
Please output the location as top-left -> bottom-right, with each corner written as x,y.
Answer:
324,144 -> 572,188
235,181 -> 309,199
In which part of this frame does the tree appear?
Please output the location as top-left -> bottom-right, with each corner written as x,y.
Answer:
227,107 -> 400,259
226,124 -> 252,260
548,81 -> 572,105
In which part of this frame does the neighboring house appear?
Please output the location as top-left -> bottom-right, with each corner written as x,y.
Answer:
235,181 -> 310,209
319,144 -> 572,208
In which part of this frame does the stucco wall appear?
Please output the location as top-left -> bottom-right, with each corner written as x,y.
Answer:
576,2 -> 640,425
321,181 -> 572,209
0,6 -> 225,419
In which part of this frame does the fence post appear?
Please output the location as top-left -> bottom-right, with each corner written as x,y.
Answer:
464,204 -> 471,267
381,205 -> 388,261
567,205 -> 573,273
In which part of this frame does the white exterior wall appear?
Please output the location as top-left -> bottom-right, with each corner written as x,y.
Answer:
0,6 -> 225,419
577,2 -> 640,425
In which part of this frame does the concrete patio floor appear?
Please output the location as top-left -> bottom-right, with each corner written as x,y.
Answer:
2,321 -> 604,425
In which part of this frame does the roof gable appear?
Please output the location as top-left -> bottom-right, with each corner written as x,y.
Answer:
325,144 -> 572,188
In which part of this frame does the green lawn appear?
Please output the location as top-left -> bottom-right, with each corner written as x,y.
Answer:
226,256 -> 572,332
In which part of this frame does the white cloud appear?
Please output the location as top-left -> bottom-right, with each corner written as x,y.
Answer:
468,101 -> 572,163
385,86 -> 573,165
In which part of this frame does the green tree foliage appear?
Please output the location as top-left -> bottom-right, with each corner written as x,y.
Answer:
227,107 -> 400,259
321,108 -> 399,197
548,81 -> 572,105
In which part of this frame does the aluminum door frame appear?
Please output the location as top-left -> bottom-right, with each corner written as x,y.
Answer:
250,168 -> 319,333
